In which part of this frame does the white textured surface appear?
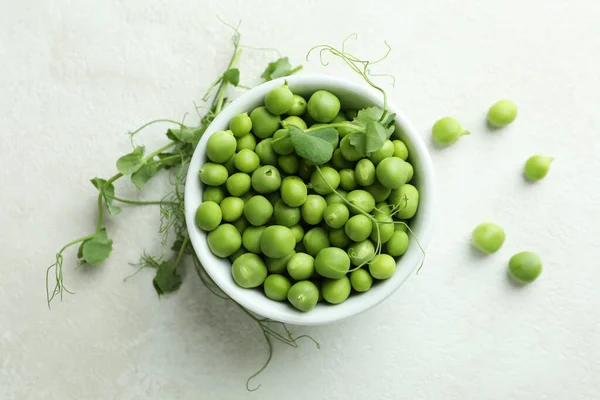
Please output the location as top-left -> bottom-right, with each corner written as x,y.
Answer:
1,1 -> 600,399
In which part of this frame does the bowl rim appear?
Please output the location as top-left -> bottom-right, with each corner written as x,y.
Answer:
185,74 -> 436,325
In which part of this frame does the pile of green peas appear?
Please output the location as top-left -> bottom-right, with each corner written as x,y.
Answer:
195,84 -> 419,312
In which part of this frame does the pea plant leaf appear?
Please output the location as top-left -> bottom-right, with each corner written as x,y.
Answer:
90,178 -> 121,216
153,260 -> 182,295
116,146 -> 145,175
347,133 -> 367,157
364,121 -> 387,154
131,163 -> 159,190
167,126 -> 203,144
288,125 -> 334,165
222,68 -> 240,86
307,127 -> 339,146
261,57 -> 301,81
81,228 -> 113,265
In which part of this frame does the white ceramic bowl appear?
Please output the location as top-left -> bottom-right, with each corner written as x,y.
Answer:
185,74 -> 435,326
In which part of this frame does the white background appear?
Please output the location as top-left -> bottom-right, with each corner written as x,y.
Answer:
1,0 -> 599,399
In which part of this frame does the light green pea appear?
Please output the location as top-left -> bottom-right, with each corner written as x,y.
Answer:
508,251 -> 542,284
349,269 -> 373,292
321,276 -> 351,304
524,155 -> 553,181
232,253 -> 267,288
488,99 -> 518,127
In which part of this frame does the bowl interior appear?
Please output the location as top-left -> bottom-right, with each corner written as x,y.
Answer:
185,75 -> 435,326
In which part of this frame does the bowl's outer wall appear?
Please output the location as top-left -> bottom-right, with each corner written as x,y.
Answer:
185,75 -> 435,326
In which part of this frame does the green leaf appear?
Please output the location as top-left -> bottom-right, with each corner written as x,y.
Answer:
153,261 -> 182,295
81,228 -> 113,265
288,126 -> 334,165
90,178 -> 108,191
353,107 -> 385,128
116,146 -> 145,175
261,57 -> 300,81
222,68 -> 240,86
365,121 -> 387,154
307,127 -> 339,146
347,132 -> 367,157
167,126 -> 203,144
107,204 -> 122,216
131,163 -> 158,190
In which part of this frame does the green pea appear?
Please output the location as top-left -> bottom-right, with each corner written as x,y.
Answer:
340,135 -> 362,161
325,190 -> 347,206
307,90 -> 341,123
386,230 -> 409,257
405,162 -> 414,183
524,155 -> 553,181
267,191 -> 281,206
271,129 -> 293,155
394,221 -> 408,232
219,197 -> 244,222
345,214 -> 372,242
488,99 -> 518,127
229,247 -> 248,263
310,166 -> 340,195
349,269 -> 373,293
229,113 -> 253,137
369,254 -> 396,280
374,201 -> 393,216
303,227 -> 330,256
369,140 -> 394,165
389,184 -> 419,219
242,226 -> 266,254
289,224 -> 304,243
472,222 -> 506,254
287,94 -> 307,116
376,157 -> 409,189
321,276 -> 351,304
232,216 -> 249,234
244,196 -> 273,226
195,201 -> 222,231
266,251 -> 296,274
283,115 -> 308,130
280,176 -> 307,207
241,192 -> 253,203
329,228 -> 351,248
432,117 -> 469,146
274,199 -> 301,227
226,172 -> 251,197
508,251 -> 542,284
263,274 -> 292,301
332,148 -> 354,170
255,138 -> 278,165
251,165 -> 281,194
366,182 -> 392,203
287,281 -> 319,312
315,247 -> 351,279
332,112 -> 354,138
199,163 -> 228,186
278,154 -> 299,175
355,159 -> 376,186
348,240 -> 375,267
260,225 -> 296,259
265,85 -> 294,115
250,106 -> 281,138
392,140 -> 408,160
346,190 -> 375,214
323,203 -> 350,229
339,169 -> 357,191
203,186 -> 226,204
233,149 -> 260,174
297,159 -> 314,181
206,130 -> 237,163
287,252 -> 315,280
223,154 -> 237,175
370,213 -> 394,243
345,109 -> 358,120
301,195 -> 327,225
207,224 -> 242,258
232,253 -> 267,288
236,133 -> 256,151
